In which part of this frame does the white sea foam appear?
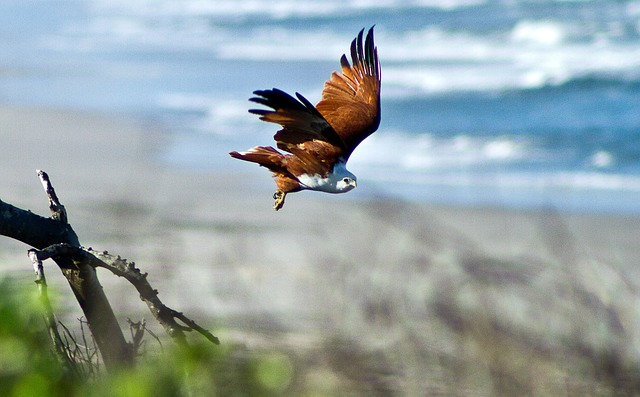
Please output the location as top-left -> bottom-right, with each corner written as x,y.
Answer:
351,131 -> 640,197
210,24 -> 640,94
44,1 -> 640,95
511,20 -> 567,47
589,151 -> 614,169
89,0 -> 488,19
91,0 -> 342,19
215,29 -> 349,61
350,131 -> 530,171
380,24 -> 640,94
365,168 -> 640,194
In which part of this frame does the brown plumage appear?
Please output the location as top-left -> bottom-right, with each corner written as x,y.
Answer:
230,27 -> 381,210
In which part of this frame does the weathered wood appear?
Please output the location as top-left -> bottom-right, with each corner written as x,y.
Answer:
0,171 -> 133,370
33,244 -> 220,346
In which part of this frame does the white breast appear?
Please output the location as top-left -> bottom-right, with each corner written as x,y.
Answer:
297,162 -> 357,194
298,173 -> 335,192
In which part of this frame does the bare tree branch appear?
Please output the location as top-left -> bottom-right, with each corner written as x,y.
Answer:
31,244 -> 220,346
0,199 -> 78,251
37,169 -> 67,223
0,171 -> 133,370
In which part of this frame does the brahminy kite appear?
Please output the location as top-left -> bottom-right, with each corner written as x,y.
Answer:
230,27 -> 381,210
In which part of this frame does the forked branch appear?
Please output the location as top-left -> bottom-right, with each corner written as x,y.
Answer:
29,244 -> 219,346
1,170 -> 132,369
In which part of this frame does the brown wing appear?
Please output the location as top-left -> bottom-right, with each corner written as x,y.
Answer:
315,27 -> 381,159
249,88 -> 346,175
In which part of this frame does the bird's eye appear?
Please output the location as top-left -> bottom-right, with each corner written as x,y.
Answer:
343,178 -> 350,183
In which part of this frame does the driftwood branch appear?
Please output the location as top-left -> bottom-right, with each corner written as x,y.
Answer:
37,169 -> 67,223
90,249 -> 220,346
1,170 -> 132,369
31,244 -> 219,346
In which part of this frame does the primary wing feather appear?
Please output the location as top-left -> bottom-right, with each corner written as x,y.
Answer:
315,27 -> 381,159
249,88 -> 345,163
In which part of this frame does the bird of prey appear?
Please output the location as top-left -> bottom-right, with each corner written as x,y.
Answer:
230,27 -> 381,210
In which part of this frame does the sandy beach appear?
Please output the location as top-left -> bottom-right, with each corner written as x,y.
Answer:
2,105 -> 640,394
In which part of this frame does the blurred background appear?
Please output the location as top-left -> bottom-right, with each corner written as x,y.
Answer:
2,1 -> 640,395
1,0 -> 639,213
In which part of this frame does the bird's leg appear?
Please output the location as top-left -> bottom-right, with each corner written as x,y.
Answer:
273,191 -> 286,211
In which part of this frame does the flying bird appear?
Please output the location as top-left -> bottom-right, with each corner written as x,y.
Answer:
229,27 -> 381,210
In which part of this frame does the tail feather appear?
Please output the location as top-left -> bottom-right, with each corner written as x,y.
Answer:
229,146 -> 285,171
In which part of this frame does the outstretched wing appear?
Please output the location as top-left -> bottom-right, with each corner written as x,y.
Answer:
249,89 -> 346,172
315,27 -> 381,159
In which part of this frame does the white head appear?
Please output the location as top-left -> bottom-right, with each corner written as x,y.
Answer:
332,162 -> 357,193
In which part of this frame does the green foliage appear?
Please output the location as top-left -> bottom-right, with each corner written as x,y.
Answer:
0,277 -> 304,397
83,343 -> 298,397
0,278 -> 74,397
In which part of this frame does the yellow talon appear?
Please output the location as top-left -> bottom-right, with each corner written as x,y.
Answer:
273,191 -> 286,211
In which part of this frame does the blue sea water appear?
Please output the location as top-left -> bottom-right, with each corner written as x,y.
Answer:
1,0 -> 639,213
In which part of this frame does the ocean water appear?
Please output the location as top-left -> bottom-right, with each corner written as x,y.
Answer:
1,0 -> 639,213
